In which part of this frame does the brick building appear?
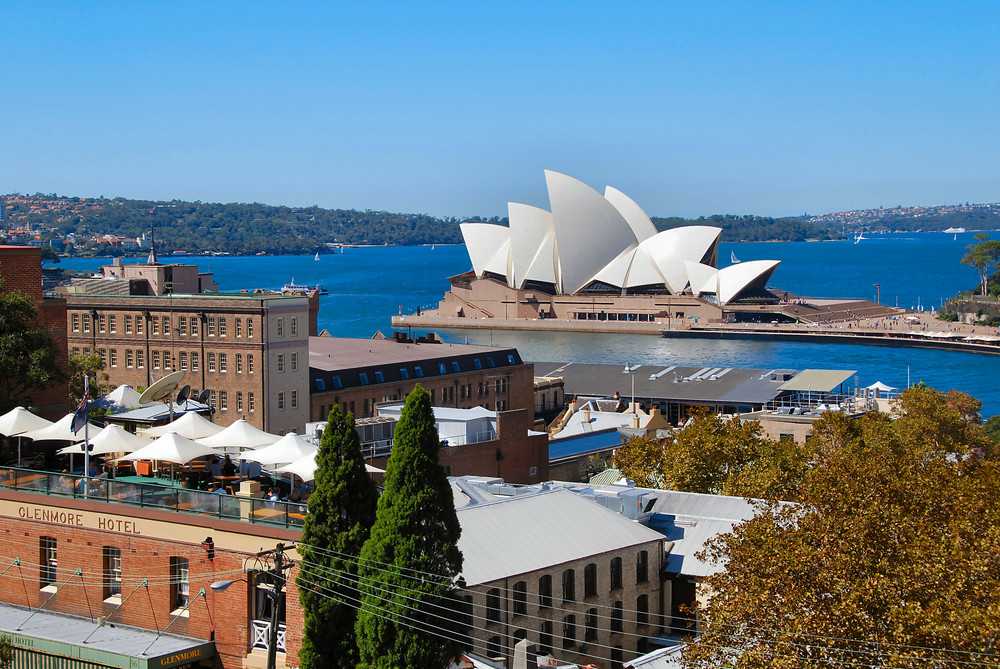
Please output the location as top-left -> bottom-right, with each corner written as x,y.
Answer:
309,333 -> 536,422
64,293 -> 311,435
0,245 -> 68,420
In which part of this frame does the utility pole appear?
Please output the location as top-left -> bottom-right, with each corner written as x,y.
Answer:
265,543 -> 291,669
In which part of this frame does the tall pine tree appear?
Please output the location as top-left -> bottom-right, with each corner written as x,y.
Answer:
296,407 -> 378,669
355,384 -> 468,668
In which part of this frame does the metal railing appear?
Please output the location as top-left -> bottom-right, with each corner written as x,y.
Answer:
0,467 -> 307,528
251,619 -> 287,653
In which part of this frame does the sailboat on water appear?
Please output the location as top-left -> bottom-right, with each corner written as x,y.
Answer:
314,252 -> 320,261
730,250 -> 741,264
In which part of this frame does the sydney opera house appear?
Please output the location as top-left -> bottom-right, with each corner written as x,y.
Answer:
402,171 -> 785,331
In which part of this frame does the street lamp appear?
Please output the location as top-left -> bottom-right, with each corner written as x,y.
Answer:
622,362 -> 638,415
212,572 -> 283,669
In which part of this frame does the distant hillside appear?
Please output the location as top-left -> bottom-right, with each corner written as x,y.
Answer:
652,214 -> 839,242
809,203 -> 1000,232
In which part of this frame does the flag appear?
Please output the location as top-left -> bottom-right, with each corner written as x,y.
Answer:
71,390 -> 89,435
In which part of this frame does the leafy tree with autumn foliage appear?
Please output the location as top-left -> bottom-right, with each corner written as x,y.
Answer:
685,386 -> 1000,668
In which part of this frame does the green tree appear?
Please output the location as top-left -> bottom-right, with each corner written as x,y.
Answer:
685,387 -> 1000,668
0,633 -> 12,668
355,385 -> 468,668
0,277 -> 64,413
38,246 -> 60,263
296,407 -> 378,669
961,232 -> 1000,296
68,351 -> 110,405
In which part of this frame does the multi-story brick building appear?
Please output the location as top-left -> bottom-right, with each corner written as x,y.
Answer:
0,245 -> 68,420
309,333 -> 536,421
64,293 -> 310,435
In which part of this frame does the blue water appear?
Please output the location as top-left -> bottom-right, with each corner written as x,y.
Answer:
60,232 -> 1000,416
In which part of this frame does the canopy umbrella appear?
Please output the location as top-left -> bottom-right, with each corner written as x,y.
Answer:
21,413 -> 104,442
144,411 -> 223,440
121,432 -> 218,465
0,407 -> 55,467
196,418 -> 280,454
277,450 -> 383,483
90,384 -> 149,412
60,424 -> 152,456
865,381 -> 898,392
243,433 -> 317,466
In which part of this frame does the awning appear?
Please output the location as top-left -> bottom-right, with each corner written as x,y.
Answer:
779,369 -> 856,393
0,602 -> 214,669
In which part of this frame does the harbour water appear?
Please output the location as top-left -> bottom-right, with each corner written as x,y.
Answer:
60,231 -> 1000,416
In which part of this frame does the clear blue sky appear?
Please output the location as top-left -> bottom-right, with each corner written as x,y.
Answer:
2,1 -> 997,219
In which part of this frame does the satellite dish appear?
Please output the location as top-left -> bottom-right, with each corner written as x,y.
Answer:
196,389 -> 212,405
138,370 -> 186,405
176,385 -> 191,404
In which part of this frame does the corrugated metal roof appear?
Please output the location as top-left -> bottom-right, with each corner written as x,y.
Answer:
455,488 -> 664,586
779,369 -> 856,392
548,430 -> 624,461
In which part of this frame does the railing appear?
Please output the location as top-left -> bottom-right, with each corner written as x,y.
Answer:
440,430 -> 497,446
0,467 -> 307,528
251,618 -> 286,653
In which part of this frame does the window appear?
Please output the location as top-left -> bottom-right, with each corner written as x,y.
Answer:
637,594 -> 649,627
586,608 -> 598,642
584,563 -> 597,598
136,349 -> 144,368
486,588 -> 502,623
235,318 -> 242,337
109,349 -> 117,368
247,319 -> 253,338
248,392 -> 255,412
290,317 -> 297,336
189,317 -> 198,336
562,568 -> 575,602
438,363 -> 447,375
103,547 -> 122,600
291,352 -> 297,372
83,313 -> 91,332
220,391 -> 228,411
358,372 -> 369,385
72,313 -> 80,332
414,366 -> 423,378
248,355 -> 254,374
190,352 -> 198,371
487,357 -> 496,368
236,354 -> 243,373
207,353 -> 216,372
291,390 -> 298,409
451,361 -> 461,373
237,392 -> 244,412
538,575 -> 552,609
207,317 -> 216,336
170,557 -> 189,611
374,370 -> 384,383
487,636 -> 502,660
278,392 -> 285,411
40,537 -> 57,588
539,621 -> 553,654
562,615 -> 576,649
218,318 -> 227,337
508,354 -> 516,365
126,350 -> 134,368
399,368 -> 409,380
179,352 -> 187,370
513,580 -> 527,616
162,350 -> 171,370
610,557 -> 623,591
152,317 -> 160,335
178,317 -> 187,336
219,353 -> 227,373
636,550 -> 649,584
611,601 -> 623,633
331,376 -> 342,389
277,318 -> 284,337
99,315 -> 107,333
208,390 -> 217,409
474,358 -> 482,370
315,378 -> 325,391
136,316 -> 143,335
152,350 -> 160,369
161,316 -> 169,335
125,314 -> 133,334
277,354 -> 285,373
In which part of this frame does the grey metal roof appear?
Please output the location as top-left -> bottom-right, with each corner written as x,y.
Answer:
531,362 -> 798,407
0,601 -> 213,669
779,369 -> 856,392
455,487 -> 665,586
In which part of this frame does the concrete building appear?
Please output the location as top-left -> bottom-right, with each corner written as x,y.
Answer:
64,292 -> 311,435
309,333 -> 536,421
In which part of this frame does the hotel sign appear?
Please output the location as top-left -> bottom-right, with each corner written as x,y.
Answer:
14,503 -> 142,534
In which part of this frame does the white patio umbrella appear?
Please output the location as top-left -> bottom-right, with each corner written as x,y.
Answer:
144,411 -> 223,440
0,407 -> 54,466
21,413 -> 104,442
121,432 -> 218,465
196,418 -> 280,454
90,385 -> 149,412
277,450 -> 383,483
60,424 -> 152,456
243,433 -> 316,466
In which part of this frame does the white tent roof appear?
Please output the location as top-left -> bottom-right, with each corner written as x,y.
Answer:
865,381 -> 898,392
196,418 -> 280,452
277,451 -> 383,481
20,413 -> 104,442
144,411 -> 224,440
121,432 -> 218,465
60,424 -> 152,456
0,407 -> 53,437
243,433 -> 316,466
90,385 -> 149,412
